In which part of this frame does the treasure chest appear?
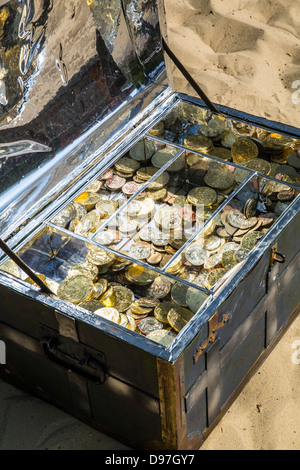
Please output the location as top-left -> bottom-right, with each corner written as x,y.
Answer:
0,0 -> 299,451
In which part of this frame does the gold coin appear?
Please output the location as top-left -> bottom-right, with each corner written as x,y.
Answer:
231,138 -> 259,164
115,157 -> 140,174
126,316 -> 137,331
208,147 -> 232,161
126,265 -> 157,285
184,134 -> 213,152
94,307 -> 121,324
136,297 -> 160,309
67,263 -> 99,282
86,247 -> 115,266
154,302 -> 174,324
110,286 -> 135,312
187,187 -> 218,207
167,307 -> 195,333
94,278 -> 108,298
150,276 -> 172,299
147,187 -> 168,201
241,231 -> 264,250
241,158 -> 271,176
204,253 -> 223,270
130,302 -> 153,315
199,115 -> 227,139
95,200 -> 118,219
74,211 -> 100,236
118,314 -> 129,328
58,276 -> 95,304
206,269 -> 228,289
74,191 -> 100,211
222,250 -> 239,270
136,198 -> 155,219
204,168 -> 235,191
147,171 -> 170,190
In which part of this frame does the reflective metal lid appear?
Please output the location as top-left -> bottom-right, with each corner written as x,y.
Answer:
0,0 -> 168,238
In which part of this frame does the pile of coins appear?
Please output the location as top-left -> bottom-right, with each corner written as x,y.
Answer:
149,103 -> 300,185
54,245 -> 209,346
167,177 -> 299,290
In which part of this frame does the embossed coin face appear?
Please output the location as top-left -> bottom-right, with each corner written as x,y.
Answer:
235,248 -> 251,263
187,187 -> 218,207
206,269 -> 228,289
150,276 -> 172,299
241,231 -> 264,250
204,253 -> 223,270
222,250 -> 239,270
58,276 -> 95,305
105,175 -> 126,191
86,247 -> 115,266
67,263 -> 99,281
93,230 -> 115,246
129,242 -> 151,260
111,286 -> 135,312
94,307 -> 121,324
122,181 -> 143,196
185,245 -> 209,267
227,212 -> 258,230
138,317 -> 164,335
231,138 -> 259,164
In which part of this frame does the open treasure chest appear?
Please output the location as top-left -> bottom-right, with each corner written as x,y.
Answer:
0,0 -> 299,450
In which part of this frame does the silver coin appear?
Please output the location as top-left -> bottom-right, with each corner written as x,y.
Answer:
185,245 -> 209,267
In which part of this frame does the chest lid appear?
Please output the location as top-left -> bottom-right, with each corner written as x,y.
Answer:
0,0 -> 170,240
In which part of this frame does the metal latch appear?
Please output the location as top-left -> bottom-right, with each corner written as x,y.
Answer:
193,312 -> 230,363
270,243 -> 286,268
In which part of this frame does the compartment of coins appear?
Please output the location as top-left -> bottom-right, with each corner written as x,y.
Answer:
166,173 -> 299,291
89,150 -> 251,268
0,226 -> 211,347
50,137 -> 179,237
148,102 -> 300,186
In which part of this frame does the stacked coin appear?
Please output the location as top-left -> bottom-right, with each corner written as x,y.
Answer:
54,244 -> 208,346
167,181 -> 298,290
153,105 -> 300,184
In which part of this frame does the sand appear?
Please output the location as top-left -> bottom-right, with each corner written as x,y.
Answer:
0,0 -> 299,451
163,0 -> 300,129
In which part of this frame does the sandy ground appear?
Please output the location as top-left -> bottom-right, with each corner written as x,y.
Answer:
163,0 -> 300,129
0,0 -> 299,452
